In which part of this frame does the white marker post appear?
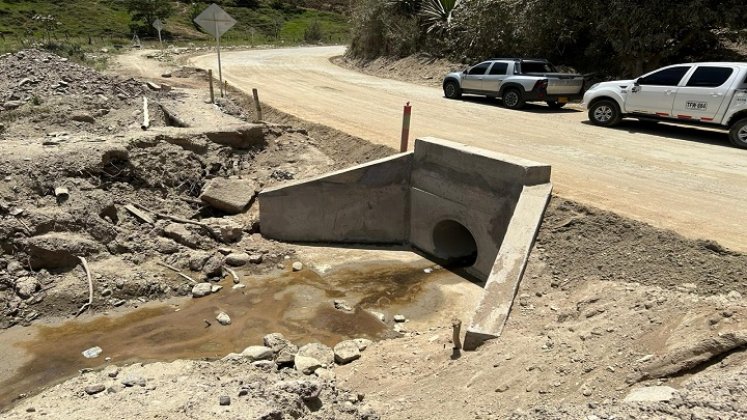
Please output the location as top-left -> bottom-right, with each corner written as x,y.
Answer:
194,4 -> 236,98
153,19 -> 164,50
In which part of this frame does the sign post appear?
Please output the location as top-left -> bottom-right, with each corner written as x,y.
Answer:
194,4 -> 236,98
152,19 -> 164,50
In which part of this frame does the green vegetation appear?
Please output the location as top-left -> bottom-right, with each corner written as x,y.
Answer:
0,0 -> 351,53
349,0 -> 747,78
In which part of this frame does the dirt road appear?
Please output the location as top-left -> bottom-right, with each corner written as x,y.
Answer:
191,46 -> 747,251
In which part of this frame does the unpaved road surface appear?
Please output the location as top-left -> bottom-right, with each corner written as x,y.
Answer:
191,46 -> 747,252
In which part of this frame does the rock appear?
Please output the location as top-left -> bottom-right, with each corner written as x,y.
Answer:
354,338 -> 373,351
211,285 -> 223,293
199,178 -> 257,214
295,355 -> 323,375
225,252 -> 250,267
161,73 -> 172,78
70,112 -> 95,123
393,314 -> 407,323
248,254 -> 263,264
147,82 -> 161,91
623,386 -> 678,402
276,344 -> 299,365
121,376 -> 146,387
368,310 -> 386,322
104,365 -> 120,378
84,384 -> 106,395
207,218 -> 243,243
219,395 -> 231,406
334,299 -> 353,312
191,283 -> 212,297
334,340 -> 361,365
203,124 -> 265,149
297,343 -> 334,365
727,290 -> 742,300
163,224 -> 201,249
3,100 -> 24,110
15,277 -> 39,299
232,284 -> 246,290
264,333 -> 292,353
82,346 -> 103,359
23,233 -> 104,269
241,346 -> 274,361
216,312 -> 231,325
292,262 -> 303,272
202,254 -> 224,278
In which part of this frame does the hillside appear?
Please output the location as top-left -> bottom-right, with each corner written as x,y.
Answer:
0,0 -> 350,47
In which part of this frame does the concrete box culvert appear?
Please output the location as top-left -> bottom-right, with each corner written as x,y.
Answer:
259,137 -> 552,349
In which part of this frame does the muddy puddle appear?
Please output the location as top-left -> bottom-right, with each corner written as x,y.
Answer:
0,259 -> 472,410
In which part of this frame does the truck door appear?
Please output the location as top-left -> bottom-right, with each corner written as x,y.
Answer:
482,62 -> 508,93
672,65 -> 735,123
625,66 -> 691,116
461,62 -> 491,91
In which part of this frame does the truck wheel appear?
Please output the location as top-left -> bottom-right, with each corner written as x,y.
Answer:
588,99 -> 622,127
546,101 -> 566,109
728,118 -> 747,149
502,89 -> 525,110
443,81 -> 462,99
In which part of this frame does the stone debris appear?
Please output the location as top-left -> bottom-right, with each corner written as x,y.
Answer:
84,384 -> 106,395
393,314 -> 407,323
334,299 -> 354,312
295,355 -> 323,375
219,395 -> 231,406
82,346 -> 103,359
623,386 -> 678,402
241,346 -> 274,362
333,340 -> 361,365
297,343 -> 334,366
292,261 -> 304,271
224,252 -> 250,266
353,338 -> 373,351
191,283 -> 213,298
216,312 -> 231,326
199,178 -> 257,214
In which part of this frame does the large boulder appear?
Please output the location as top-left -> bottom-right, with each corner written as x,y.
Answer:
23,233 -> 104,269
199,178 -> 258,214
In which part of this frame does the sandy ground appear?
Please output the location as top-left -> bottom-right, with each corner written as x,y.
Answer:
190,46 -> 747,253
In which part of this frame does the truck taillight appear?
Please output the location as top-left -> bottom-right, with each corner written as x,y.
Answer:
533,79 -> 548,91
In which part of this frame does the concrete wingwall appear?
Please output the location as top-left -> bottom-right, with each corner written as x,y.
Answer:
260,153 -> 413,243
259,137 -> 552,349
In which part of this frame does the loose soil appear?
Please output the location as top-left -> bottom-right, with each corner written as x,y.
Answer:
0,48 -> 746,419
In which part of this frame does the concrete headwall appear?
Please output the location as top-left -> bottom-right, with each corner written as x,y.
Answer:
259,137 -> 552,349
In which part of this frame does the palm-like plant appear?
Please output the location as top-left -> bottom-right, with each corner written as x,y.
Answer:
420,0 -> 460,34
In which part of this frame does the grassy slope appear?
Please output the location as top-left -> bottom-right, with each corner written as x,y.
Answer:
0,0 -> 350,44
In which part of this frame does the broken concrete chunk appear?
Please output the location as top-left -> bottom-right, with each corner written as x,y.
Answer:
199,178 -> 257,214
163,224 -> 202,249
333,340 -> 361,365
203,124 -> 265,149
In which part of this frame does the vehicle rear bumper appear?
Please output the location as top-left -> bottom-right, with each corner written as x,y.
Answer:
525,91 -> 583,103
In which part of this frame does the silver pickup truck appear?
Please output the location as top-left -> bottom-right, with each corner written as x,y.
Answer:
442,58 -> 585,109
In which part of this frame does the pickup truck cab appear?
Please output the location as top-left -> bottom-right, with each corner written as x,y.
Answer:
443,59 -> 584,109
584,62 -> 747,148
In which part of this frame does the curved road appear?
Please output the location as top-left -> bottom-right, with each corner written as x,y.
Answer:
191,46 -> 747,252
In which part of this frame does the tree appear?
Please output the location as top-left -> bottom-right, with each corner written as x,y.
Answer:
125,0 -> 174,34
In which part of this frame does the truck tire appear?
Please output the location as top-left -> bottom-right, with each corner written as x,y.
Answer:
443,81 -> 462,99
546,101 -> 566,109
728,118 -> 747,149
502,88 -> 525,110
588,99 -> 622,127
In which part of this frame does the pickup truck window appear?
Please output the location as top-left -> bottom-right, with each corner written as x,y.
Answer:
638,66 -> 690,86
520,61 -> 555,73
489,62 -> 508,75
466,62 -> 490,75
686,66 -> 734,88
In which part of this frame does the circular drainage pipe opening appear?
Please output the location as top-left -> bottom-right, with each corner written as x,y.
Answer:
432,220 -> 478,267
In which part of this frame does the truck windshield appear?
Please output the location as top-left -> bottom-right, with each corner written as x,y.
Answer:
521,61 -> 556,73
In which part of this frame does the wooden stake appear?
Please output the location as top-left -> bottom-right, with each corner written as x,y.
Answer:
452,318 -> 462,350
252,88 -> 263,122
208,69 -> 215,104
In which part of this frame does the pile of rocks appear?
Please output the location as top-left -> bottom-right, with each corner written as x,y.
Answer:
0,49 -> 144,111
225,333 -> 373,376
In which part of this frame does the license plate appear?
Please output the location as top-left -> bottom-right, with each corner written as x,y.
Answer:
557,97 -> 568,103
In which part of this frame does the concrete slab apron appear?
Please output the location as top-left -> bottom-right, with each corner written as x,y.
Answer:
259,137 -> 552,349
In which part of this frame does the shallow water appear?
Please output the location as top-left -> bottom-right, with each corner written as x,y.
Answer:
0,260 -> 449,409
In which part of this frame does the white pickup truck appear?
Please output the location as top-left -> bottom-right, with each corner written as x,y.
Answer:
583,62 -> 747,148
